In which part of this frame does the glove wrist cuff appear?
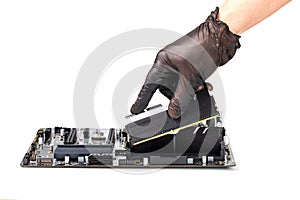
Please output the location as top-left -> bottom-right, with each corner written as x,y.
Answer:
207,7 -> 241,66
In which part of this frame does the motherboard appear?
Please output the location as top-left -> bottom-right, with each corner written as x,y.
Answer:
21,89 -> 235,168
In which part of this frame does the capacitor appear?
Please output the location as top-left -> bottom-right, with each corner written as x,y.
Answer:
143,157 -> 148,166
187,158 -> 194,164
223,136 -> 229,146
60,128 -> 64,136
208,156 -> 214,163
85,156 -> 89,164
78,156 -> 84,164
202,156 -> 207,166
38,137 -> 43,145
65,156 -> 70,165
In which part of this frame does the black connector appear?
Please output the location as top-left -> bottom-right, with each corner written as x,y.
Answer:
88,154 -> 113,165
44,128 -> 52,145
64,128 -> 77,144
106,128 -> 115,144
22,152 -> 32,165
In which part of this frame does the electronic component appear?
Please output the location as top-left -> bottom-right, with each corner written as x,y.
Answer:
21,126 -> 235,168
91,130 -> 106,144
78,156 -> 85,164
83,128 -> 90,144
20,91 -> 236,168
64,128 -> 77,144
126,89 -> 218,146
88,154 -> 113,165
38,136 -> 43,145
143,157 -> 149,166
64,156 -> 69,165
54,144 -> 113,161
44,128 -> 52,145
91,136 -> 106,144
106,128 -> 115,144
37,157 -> 52,167
149,156 -> 187,165
115,149 -> 127,156
187,158 -> 193,165
22,152 -> 31,165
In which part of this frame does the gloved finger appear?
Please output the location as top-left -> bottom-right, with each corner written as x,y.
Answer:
130,83 -> 159,114
159,86 -> 174,100
158,70 -> 178,100
168,76 -> 195,119
198,82 -> 213,91
130,64 -> 173,114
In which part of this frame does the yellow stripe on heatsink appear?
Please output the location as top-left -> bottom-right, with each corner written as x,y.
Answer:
132,114 -> 219,146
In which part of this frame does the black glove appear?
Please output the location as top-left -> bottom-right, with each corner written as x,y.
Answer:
131,7 -> 240,118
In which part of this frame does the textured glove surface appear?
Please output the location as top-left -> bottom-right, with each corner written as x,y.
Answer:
131,7 -> 240,118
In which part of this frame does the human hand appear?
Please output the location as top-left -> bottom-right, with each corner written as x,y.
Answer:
130,7 -> 240,118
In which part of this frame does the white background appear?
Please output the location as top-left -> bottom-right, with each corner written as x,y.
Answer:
1,0 -> 299,199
